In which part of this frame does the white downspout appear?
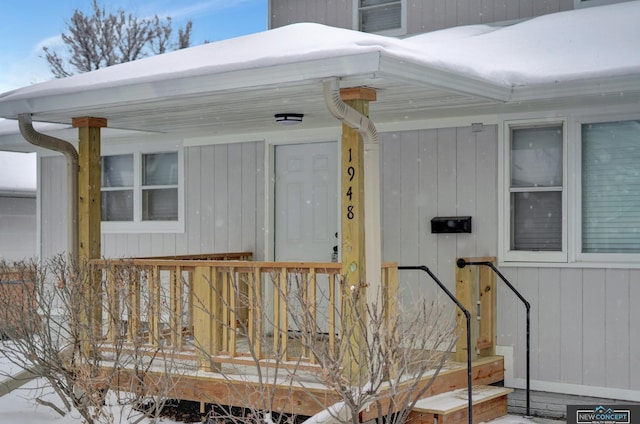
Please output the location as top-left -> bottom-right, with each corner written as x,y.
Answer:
322,77 -> 382,313
18,114 -> 78,265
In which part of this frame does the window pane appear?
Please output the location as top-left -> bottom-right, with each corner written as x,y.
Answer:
512,191 -> 562,251
101,190 -> 133,221
143,152 -> 178,186
361,0 -> 396,6
360,3 -> 401,32
102,155 -> 133,188
143,188 -> 178,221
511,126 -> 563,187
582,120 -> 640,253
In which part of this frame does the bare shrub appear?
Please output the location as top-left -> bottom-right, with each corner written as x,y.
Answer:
0,256 -> 182,424
191,270 -> 457,424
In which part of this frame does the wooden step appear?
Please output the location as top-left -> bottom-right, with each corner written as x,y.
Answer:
408,385 -> 513,424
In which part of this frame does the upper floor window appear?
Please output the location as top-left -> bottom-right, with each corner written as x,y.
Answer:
355,0 -> 406,36
101,142 -> 183,233
574,0 -> 630,9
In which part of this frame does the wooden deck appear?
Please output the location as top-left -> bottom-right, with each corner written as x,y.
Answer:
101,351 -> 504,419
90,254 -> 509,423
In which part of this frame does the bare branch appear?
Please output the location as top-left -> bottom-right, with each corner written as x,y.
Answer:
43,0 -> 193,78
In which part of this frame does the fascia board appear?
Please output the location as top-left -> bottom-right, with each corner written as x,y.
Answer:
378,55 -> 512,102
0,52 -> 383,119
509,74 -> 640,103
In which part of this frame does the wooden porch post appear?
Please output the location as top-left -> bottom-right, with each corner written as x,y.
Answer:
73,116 -> 106,262
340,87 -> 376,384
72,116 -> 106,343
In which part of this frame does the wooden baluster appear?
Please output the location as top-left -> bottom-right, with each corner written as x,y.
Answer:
170,266 -> 183,348
128,268 -> 141,343
221,268 -> 229,352
249,267 -> 262,359
193,266 -> 218,371
106,265 -> 119,344
211,268 -> 224,355
280,267 -> 289,361
329,273 -> 337,355
307,268 -> 317,363
273,270 -> 281,356
228,268 -> 238,358
187,269 -> 194,335
148,266 -> 161,346
384,264 -> 398,323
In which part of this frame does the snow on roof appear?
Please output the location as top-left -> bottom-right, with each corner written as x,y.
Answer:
0,1 -> 638,106
403,1 -> 640,85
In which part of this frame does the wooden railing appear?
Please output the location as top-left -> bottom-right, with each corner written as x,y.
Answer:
91,255 -> 398,371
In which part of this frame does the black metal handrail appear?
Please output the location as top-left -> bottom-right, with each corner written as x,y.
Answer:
456,258 -> 531,418
398,265 -> 473,424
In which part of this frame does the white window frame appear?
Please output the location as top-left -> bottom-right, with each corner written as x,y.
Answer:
500,118 -> 568,263
101,140 -> 184,234
574,0 -> 628,9
352,0 -> 407,36
574,112 -> 640,264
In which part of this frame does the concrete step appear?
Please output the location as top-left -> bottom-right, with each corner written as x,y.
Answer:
409,385 -> 513,424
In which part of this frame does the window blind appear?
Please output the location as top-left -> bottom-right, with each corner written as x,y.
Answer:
359,0 -> 401,33
582,120 -> 640,253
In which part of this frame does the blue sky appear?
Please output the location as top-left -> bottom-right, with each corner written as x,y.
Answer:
0,0 -> 268,93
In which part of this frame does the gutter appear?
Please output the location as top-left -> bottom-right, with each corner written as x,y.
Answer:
18,114 -> 78,264
323,78 -> 378,145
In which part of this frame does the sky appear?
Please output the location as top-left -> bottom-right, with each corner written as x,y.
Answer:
0,0 -> 267,190
0,0 -> 268,94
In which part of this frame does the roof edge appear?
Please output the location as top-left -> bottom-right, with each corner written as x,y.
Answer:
379,56 -> 512,102
0,52 -> 383,119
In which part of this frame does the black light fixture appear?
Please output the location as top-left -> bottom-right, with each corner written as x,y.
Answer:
275,113 -> 304,125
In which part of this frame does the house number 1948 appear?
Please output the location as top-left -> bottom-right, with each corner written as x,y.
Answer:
346,148 -> 354,220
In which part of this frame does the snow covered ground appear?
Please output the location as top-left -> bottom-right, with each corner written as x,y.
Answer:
0,377 -> 186,424
0,379 -> 565,424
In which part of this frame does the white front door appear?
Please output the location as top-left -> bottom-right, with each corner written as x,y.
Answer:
275,142 -> 338,262
274,142 -> 339,334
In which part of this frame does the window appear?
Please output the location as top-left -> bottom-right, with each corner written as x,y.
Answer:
101,144 -> 183,233
355,0 -> 406,35
580,120 -> 640,255
502,116 -> 640,264
574,0 -> 628,9
502,120 -> 567,262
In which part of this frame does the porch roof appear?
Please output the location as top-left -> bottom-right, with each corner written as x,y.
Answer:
0,1 -> 638,149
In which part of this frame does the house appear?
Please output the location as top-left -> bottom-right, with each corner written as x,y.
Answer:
0,0 -> 638,420
0,135 -> 37,262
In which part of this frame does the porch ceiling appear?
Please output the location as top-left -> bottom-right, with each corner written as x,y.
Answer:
9,77 -> 498,138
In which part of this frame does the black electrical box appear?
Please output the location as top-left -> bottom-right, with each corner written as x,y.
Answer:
431,216 -> 472,234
